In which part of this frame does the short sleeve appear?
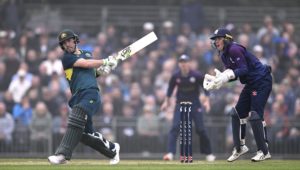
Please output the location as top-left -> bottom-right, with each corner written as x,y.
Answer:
61,53 -> 79,69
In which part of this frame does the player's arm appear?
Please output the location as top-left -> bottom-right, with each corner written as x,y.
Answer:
73,56 -> 118,69
213,48 -> 248,89
200,93 -> 211,113
229,48 -> 248,78
73,58 -> 104,68
161,75 -> 176,111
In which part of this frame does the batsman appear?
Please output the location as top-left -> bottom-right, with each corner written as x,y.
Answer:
204,28 -> 272,162
48,29 -> 120,165
161,54 -> 216,162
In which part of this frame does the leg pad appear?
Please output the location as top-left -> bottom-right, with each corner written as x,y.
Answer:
81,132 -> 116,158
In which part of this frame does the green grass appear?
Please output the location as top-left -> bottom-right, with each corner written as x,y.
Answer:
0,159 -> 300,170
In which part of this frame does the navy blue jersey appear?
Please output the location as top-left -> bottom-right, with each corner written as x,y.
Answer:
221,43 -> 270,85
167,70 -> 205,102
61,50 -> 98,94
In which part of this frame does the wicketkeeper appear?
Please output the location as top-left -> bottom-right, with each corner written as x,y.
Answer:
204,28 -> 272,162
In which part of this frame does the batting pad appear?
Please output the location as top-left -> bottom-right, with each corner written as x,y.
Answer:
55,106 -> 87,160
81,132 -> 116,158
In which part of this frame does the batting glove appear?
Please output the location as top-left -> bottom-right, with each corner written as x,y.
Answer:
103,55 -> 118,70
96,65 -> 112,76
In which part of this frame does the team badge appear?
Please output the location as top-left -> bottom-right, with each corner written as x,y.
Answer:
60,33 -> 67,39
176,78 -> 181,83
252,90 -> 257,96
190,77 -> 196,83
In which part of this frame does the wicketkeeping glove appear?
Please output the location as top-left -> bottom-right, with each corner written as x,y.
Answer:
203,74 -> 216,91
213,69 -> 235,89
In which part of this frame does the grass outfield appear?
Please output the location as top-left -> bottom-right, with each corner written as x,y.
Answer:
0,159 -> 300,170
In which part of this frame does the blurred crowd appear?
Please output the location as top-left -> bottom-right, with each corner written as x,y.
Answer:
0,8 -> 300,154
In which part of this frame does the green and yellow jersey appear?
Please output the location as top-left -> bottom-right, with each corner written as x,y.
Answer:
61,50 -> 98,94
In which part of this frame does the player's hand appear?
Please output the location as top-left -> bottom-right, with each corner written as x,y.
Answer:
160,101 -> 168,111
203,74 -> 216,91
214,68 -> 222,77
103,55 -> 118,70
213,69 -> 235,89
96,65 -> 112,76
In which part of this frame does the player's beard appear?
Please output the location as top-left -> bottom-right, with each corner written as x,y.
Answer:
65,45 -> 76,53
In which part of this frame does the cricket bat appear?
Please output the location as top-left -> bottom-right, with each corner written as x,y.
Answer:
115,31 -> 158,61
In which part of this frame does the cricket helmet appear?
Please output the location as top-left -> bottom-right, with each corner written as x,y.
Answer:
210,28 -> 233,40
58,29 -> 79,49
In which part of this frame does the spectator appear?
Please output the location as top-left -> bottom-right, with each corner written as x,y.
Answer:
161,20 -> 177,50
269,101 -> 290,140
15,34 -> 30,60
143,22 -> 154,35
137,104 -> 161,152
95,32 -> 111,57
180,0 -> 205,33
52,104 -> 69,150
25,49 -> 42,75
0,102 -> 15,152
0,61 -> 6,92
12,96 -> 32,126
77,33 -> 93,52
38,33 -> 51,58
106,24 -> 119,53
41,50 -> 63,76
253,45 -> 268,65
180,23 -> 197,48
8,68 -> 32,103
289,99 -> 300,139
2,47 -> 20,90
12,96 -> 32,152
2,91 -> 14,113
29,101 -> 52,152
128,82 -> 144,115
98,102 -> 114,141
257,15 -> 280,42
110,87 -> 124,116
240,23 -> 257,49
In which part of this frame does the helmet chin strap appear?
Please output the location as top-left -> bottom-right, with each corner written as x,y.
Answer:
210,40 -> 217,49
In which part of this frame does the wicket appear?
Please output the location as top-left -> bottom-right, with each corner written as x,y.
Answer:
179,101 -> 193,163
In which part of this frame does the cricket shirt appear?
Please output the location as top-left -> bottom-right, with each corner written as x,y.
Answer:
61,50 -> 98,95
220,43 -> 270,85
167,70 -> 205,103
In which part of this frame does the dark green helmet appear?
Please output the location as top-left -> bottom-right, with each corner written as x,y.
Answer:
58,29 -> 79,49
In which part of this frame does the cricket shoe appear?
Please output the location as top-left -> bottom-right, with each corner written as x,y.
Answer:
110,143 -> 120,165
163,153 -> 174,161
251,150 -> 271,162
227,145 -> 249,162
48,154 -> 67,165
206,154 -> 216,162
